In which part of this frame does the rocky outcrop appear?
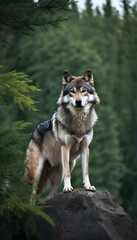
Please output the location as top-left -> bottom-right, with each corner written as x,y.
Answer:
35,189 -> 137,240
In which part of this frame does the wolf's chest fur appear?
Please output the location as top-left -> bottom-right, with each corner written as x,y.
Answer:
54,105 -> 98,138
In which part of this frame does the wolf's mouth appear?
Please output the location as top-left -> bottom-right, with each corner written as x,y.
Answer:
75,105 -> 83,108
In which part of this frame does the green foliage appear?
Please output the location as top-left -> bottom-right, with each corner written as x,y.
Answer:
0,67 -> 54,239
0,201 -> 54,239
0,0 -> 70,44
0,66 -> 40,111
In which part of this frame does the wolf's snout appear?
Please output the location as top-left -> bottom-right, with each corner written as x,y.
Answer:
75,99 -> 82,107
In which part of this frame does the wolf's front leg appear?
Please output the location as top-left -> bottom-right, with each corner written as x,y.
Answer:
61,145 -> 73,192
81,146 -> 96,192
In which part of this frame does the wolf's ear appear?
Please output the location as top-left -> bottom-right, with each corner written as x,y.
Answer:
83,69 -> 94,87
62,70 -> 73,85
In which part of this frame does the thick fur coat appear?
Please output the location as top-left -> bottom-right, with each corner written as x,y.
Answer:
24,70 -> 100,201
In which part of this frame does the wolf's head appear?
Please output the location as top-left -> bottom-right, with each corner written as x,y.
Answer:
58,70 -> 100,109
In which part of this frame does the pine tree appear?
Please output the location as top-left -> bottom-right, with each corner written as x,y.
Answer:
103,0 -> 112,17
85,0 -> 93,16
122,0 -> 131,17
71,0 -> 79,17
0,0 -> 70,45
0,67 -> 54,239
95,6 -> 101,16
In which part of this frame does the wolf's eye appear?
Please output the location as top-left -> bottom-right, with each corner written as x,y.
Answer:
81,89 -> 87,93
69,89 -> 75,94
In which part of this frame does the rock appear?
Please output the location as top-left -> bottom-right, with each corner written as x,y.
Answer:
35,189 -> 137,240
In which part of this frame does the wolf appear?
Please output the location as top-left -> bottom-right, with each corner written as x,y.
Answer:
24,69 -> 100,201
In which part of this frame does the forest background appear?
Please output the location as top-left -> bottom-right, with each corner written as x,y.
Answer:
0,0 -> 137,238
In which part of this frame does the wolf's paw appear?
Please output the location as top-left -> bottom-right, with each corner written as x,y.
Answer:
63,186 -> 73,193
84,185 -> 96,192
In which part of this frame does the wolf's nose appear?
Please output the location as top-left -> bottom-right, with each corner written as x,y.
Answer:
76,99 -> 82,107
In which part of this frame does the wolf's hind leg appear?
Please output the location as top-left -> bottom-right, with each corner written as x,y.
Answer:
24,141 -> 44,203
30,156 -> 45,203
47,166 -> 62,199
37,159 -> 52,196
